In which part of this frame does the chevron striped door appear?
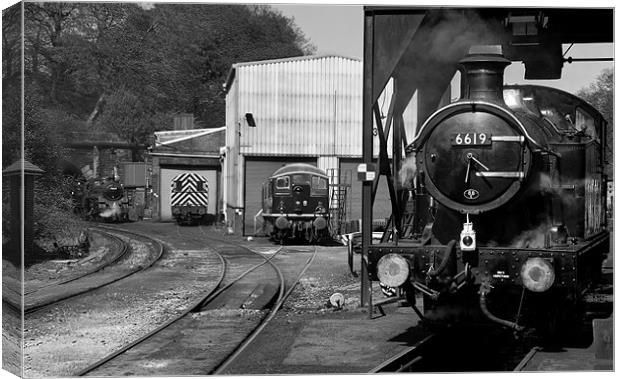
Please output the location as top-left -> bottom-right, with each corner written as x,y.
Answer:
170,172 -> 209,207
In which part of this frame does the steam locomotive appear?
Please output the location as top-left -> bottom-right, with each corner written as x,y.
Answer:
369,46 -> 610,340
74,176 -> 131,222
261,163 -> 331,243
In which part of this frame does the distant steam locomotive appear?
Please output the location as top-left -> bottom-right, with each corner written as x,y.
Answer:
369,46 -> 610,340
261,163 -> 331,243
74,176 -> 131,222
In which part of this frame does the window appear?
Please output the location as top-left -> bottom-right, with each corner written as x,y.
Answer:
292,174 -> 310,185
312,176 -> 327,190
576,108 -> 598,140
196,180 -> 206,192
275,176 -> 290,189
311,176 -> 328,197
173,180 -> 183,192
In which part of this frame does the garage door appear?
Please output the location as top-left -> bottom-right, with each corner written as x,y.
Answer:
244,157 -> 316,235
340,159 -> 392,223
160,167 -> 218,221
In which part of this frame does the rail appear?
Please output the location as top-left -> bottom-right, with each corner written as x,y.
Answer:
77,229 -> 298,376
369,334 -> 437,372
76,234 -> 226,376
213,245 -> 318,374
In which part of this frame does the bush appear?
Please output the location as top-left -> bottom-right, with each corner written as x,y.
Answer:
33,176 -> 88,252
2,186 -> 12,246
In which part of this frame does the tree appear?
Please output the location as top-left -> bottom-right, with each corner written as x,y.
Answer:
3,4 -> 23,167
20,2 -> 315,153
577,68 -> 613,179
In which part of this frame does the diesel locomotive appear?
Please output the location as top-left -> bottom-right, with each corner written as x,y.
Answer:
261,163 -> 331,243
368,46 -> 610,339
171,172 -> 210,225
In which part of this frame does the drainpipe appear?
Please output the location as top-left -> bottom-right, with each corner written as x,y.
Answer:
220,146 -> 228,223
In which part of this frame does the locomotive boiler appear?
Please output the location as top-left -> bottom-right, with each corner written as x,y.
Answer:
261,163 -> 331,243
368,46 -> 609,340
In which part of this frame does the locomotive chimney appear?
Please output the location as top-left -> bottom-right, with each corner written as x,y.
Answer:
459,45 -> 511,104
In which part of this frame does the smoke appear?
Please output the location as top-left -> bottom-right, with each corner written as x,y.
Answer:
539,173 -> 553,189
399,155 -> 417,187
422,10 -> 504,65
539,173 -> 584,207
509,223 -> 550,249
100,202 -> 121,219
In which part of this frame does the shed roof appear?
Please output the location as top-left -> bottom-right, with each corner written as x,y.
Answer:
224,54 -> 361,94
154,127 -> 226,147
270,163 -> 328,179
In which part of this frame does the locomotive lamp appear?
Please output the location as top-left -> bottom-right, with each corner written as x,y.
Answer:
521,257 -> 555,292
460,214 -> 476,251
376,254 -> 410,288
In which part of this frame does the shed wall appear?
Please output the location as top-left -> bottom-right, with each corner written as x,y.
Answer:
237,56 -> 362,156
232,58 -> 418,158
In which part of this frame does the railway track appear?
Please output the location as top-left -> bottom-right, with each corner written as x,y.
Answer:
369,334 -> 438,373
212,248 -> 318,374
24,226 -> 164,315
370,324 -> 537,373
76,227 -> 317,376
24,229 -> 128,295
513,346 -> 541,371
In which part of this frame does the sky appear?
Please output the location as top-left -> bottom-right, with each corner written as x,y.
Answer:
273,3 -> 613,95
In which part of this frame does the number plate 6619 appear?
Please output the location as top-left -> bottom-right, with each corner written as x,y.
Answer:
451,133 -> 491,146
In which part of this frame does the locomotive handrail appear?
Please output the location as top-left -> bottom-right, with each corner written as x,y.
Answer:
427,239 -> 456,278
253,209 -> 263,236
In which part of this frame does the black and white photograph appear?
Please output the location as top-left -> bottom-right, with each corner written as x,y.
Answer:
1,1 -> 615,377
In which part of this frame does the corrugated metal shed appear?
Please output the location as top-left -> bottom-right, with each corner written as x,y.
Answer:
234,55 -> 362,156
226,55 -> 418,158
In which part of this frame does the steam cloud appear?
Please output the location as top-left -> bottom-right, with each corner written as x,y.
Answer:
422,10 -> 504,64
509,223 -> 550,249
399,155 -> 417,187
100,202 -> 121,218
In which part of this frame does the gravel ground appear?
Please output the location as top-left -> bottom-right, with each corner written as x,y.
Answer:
23,230 -> 223,377
2,256 -> 22,376
16,222 -> 369,377
2,301 -> 22,377
24,232 -> 111,293
282,246 -> 360,313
